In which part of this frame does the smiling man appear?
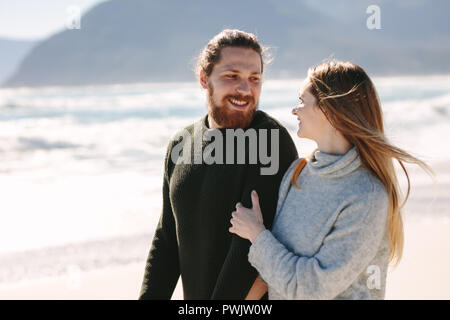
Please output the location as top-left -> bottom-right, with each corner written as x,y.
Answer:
139,29 -> 298,300
203,45 -> 261,129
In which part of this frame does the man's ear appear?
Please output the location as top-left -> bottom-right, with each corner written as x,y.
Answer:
199,70 -> 208,89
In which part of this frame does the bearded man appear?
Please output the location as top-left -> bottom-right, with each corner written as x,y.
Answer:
139,29 -> 298,300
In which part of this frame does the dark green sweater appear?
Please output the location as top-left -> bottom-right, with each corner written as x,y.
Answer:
139,110 -> 298,299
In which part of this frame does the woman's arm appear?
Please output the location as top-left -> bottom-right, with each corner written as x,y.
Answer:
229,190 -> 266,243
245,276 -> 268,300
247,188 -> 389,300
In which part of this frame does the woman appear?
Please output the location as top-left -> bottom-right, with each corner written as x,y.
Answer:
229,60 -> 433,300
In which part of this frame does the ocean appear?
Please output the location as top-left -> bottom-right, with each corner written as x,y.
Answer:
1,75 -> 449,284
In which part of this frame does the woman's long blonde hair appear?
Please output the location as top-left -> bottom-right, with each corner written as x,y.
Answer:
291,60 -> 434,267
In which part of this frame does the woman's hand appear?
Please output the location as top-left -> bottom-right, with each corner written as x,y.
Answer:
229,190 -> 266,243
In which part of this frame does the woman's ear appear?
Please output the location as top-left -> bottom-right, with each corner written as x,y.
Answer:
199,70 -> 208,89
318,105 -> 330,122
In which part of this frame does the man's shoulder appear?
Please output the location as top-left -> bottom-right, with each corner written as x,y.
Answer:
252,110 -> 298,161
252,110 -> 288,131
167,117 -> 205,145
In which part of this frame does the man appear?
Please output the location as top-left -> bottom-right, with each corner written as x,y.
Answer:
139,29 -> 298,300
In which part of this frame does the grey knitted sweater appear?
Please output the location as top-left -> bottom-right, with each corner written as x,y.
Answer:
248,146 -> 390,300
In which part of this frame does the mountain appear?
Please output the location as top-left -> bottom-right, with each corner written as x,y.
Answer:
3,0 -> 450,87
0,38 -> 37,85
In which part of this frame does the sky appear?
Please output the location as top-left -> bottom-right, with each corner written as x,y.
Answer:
0,0 -> 105,40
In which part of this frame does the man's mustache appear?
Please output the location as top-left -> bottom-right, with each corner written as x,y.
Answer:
224,94 -> 255,104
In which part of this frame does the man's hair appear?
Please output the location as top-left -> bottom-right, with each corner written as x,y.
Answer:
195,29 -> 267,78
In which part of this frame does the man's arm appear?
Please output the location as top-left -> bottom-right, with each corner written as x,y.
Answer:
245,276 -> 268,300
139,142 -> 180,299
211,126 -> 298,299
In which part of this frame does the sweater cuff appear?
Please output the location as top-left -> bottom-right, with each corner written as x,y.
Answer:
248,229 -> 275,270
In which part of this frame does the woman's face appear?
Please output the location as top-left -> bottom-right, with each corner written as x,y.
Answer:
292,80 -> 329,140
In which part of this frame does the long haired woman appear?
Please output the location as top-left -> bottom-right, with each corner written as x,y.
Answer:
229,60 -> 433,300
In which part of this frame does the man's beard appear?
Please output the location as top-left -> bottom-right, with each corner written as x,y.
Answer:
207,84 -> 258,129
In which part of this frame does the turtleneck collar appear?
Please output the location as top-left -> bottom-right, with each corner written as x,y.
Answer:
308,146 -> 361,178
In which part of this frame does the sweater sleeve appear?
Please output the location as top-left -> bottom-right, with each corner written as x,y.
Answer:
139,141 -> 180,299
248,182 -> 389,300
211,126 -> 298,299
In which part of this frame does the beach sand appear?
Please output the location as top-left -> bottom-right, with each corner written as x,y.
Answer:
0,213 -> 447,300
385,215 -> 450,299
0,163 -> 448,300
0,260 -> 183,300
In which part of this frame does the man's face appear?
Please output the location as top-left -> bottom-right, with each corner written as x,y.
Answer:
200,47 -> 262,129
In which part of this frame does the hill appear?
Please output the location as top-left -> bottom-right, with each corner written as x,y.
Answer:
3,0 -> 450,87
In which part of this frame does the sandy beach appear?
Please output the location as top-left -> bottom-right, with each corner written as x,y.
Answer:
0,160 -> 448,300
0,214 -> 448,300
385,215 -> 450,299
1,217 -> 448,300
